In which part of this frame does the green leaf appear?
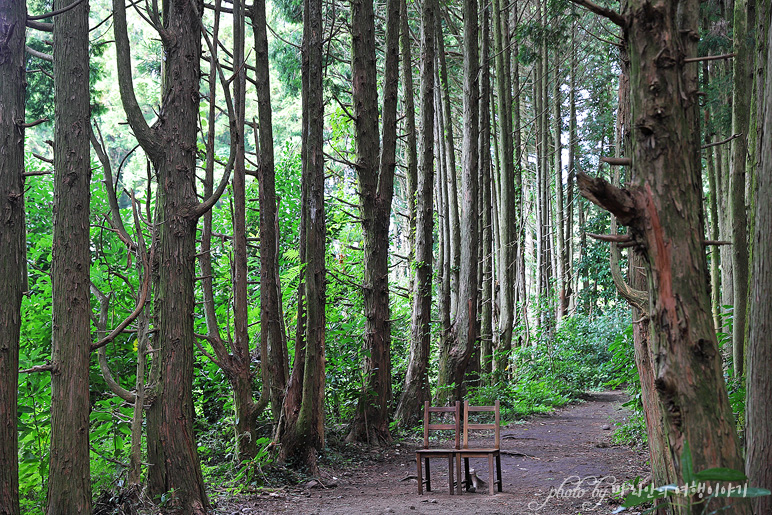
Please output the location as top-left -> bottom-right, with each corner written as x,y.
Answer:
694,468 -> 747,482
712,486 -> 772,498
622,485 -> 672,507
681,440 -> 694,484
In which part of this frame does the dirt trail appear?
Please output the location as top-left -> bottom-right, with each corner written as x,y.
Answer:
217,390 -> 649,515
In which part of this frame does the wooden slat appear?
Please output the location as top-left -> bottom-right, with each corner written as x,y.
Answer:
467,423 -> 495,430
427,423 -> 457,430
466,405 -> 496,412
427,406 -> 459,412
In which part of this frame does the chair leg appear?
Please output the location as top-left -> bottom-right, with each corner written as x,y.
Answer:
448,455 -> 454,495
496,454 -> 502,492
425,457 -> 431,492
464,457 -> 470,491
416,455 -> 423,495
455,453 -> 463,494
488,454 -> 495,495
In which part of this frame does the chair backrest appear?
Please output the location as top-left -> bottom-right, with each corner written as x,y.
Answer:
462,400 -> 500,449
422,400 -> 461,449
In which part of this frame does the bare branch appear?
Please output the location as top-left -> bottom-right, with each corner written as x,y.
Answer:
576,172 -> 638,226
112,0 -> 162,161
25,45 -> 52,62
701,133 -> 741,150
568,0 -> 626,28
26,20 -> 53,31
683,53 -> 735,63
587,232 -> 633,243
601,156 -> 631,166
27,0 -> 86,20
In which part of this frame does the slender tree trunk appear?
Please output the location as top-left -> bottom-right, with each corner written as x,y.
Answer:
48,0 -> 92,511
252,0 -> 289,423
0,1 -> 26,511
347,0 -> 398,444
231,0 -> 261,461
479,3 -> 494,378
437,0 -> 479,402
578,0 -> 749,509
746,22 -> 772,511
730,0 -> 752,377
400,0 -> 418,262
395,0 -> 434,426
554,49 -> 566,322
278,0 -> 326,472
703,60 -> 722,333
566,13 -> 576,315
436,16 -> 460,321
492,0 -> 515,370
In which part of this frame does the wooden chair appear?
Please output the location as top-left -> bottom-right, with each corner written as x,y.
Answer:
416,401 -> 461,495
459,399 -> 502,494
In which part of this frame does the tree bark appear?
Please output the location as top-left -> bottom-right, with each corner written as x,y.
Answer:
577,0 -> 749,508
394,0 -> 434,427
251,0 -> 289,423
437,0 -> 479,402
492,0 -> 515,368
730,0 -> 752,378
435,14 -> 460,321
479,2 -> 494,378
347,0 -> 398,444
113,0 -> 211,507
278,0 -> 326,472
48,0 -> 92,511
400,0 -> 418,264
0,0 -> 26,511
745,18 -> 772,513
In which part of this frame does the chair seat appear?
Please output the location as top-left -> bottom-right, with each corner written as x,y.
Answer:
416,448 -> 458,455
459,448 -> 500,455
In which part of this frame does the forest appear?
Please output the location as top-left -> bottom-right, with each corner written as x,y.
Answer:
0,0 -> 771,511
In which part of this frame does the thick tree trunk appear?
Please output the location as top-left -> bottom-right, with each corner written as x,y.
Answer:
730,0 -> 752,378
554,50 -> 566,323
252,0 -> 289,422
0,1 -> 26,512
48,0 -> 92,511
278,0 -> 326,472
113,0 -> 210,507
347,0 -> 398,444
394,0 -> 434,427
746,22 -> 772,513
578,0 -> 748,510
437,0 -> 479,403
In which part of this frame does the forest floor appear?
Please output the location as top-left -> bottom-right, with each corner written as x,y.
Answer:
212,390 -> 650,515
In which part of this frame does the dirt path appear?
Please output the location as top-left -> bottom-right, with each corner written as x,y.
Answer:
216,390 -> 650,514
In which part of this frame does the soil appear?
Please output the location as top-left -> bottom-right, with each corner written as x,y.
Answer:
212,390 -> 650,515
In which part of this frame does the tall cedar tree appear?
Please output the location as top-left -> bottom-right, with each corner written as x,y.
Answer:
113,0 -> 220,507
746,19 -> 772,512
394,0 -> 435,427
576,0 -> 749,510
347,0 -> 399,444
251,0 -> 290,422
48,0 -> 93,511
729,0 -> 752,377
0,0 -> 26,512
436,0 -> 479,401
278,0 -> 326,473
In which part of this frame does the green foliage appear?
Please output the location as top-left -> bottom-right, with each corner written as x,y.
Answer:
466,308 -> 632,420
621,440 -> 771,513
